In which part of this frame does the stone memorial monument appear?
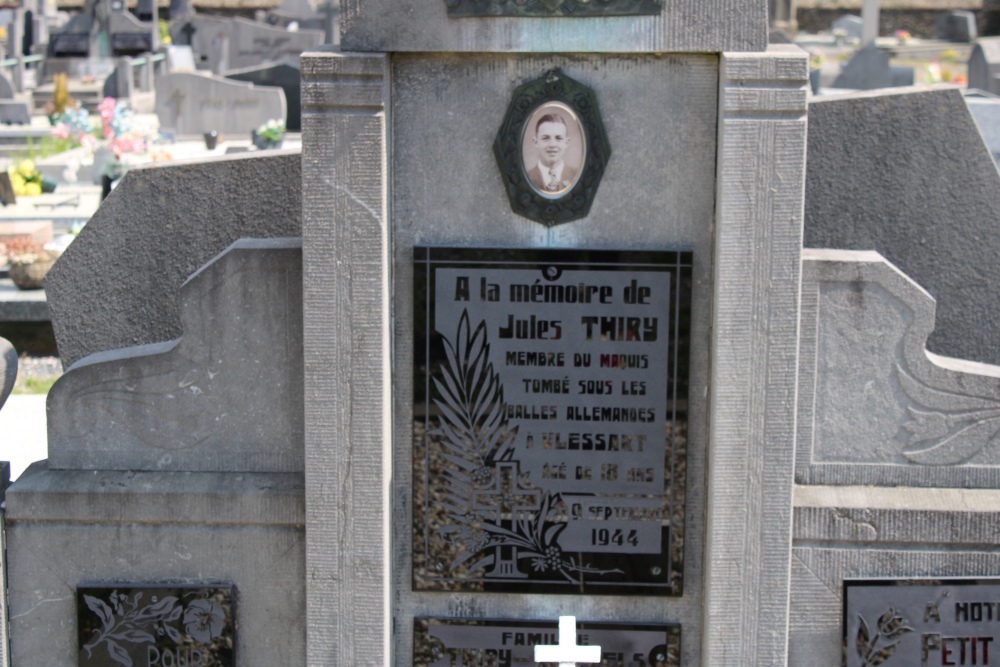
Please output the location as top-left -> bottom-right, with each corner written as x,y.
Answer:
7,0 -> 1000,663
302,0 -> 805,664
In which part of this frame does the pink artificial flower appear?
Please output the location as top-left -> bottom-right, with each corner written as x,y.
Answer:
51,123 -> 70,140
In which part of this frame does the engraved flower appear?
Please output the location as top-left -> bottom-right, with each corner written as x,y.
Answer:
183,599 -> 224,643
471,466 -> 493,486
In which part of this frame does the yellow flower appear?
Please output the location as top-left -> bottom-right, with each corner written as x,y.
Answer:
23,182 -> 40,196
18,159 -> 34,173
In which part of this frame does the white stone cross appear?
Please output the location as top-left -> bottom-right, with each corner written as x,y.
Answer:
534,616 -> 602,667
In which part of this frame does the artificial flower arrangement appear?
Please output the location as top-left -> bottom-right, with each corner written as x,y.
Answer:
7,159 -> 54,196
256,119 -> 286,144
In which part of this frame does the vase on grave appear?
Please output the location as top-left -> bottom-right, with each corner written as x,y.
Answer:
91,148 -> 115,185
251,130 -> 284,150
8,251 -> 58,290
204,131 -> 220,150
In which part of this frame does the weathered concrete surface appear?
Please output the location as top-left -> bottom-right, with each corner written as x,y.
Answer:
796,249 -> 1000,487
790,484 -> 1000,666
5,463 -> 305,667
340,0 -> 766,53
47,239 -> 304,473
804,85 -> 1000,366
45,150 -> 301,368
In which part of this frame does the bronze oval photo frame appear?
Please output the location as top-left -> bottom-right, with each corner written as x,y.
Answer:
494,70 -> 612,226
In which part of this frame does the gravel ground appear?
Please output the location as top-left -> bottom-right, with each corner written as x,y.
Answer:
13,355 -> 63,392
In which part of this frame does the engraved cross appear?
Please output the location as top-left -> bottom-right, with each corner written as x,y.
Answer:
534,616 -> 601,667
471,462 -> 541,526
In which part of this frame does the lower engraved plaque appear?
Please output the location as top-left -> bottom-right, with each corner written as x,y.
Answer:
413,248 -> 691,595
844,579 -> 1000,667
414,618 -> 680,667
77,584 -> 233,666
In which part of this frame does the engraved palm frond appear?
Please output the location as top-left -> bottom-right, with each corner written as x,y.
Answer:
431,310 -> 517,510
896,364 -> 1000,465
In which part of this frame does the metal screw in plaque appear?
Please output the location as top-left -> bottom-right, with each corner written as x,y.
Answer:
534,616 -> 601,667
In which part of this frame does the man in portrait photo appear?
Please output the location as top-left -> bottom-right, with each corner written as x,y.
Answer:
526,111 -> 578,194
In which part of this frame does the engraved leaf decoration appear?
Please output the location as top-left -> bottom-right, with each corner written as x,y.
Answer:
856,614 -> 870,659
868,640 -> 902,666
105,639 -> 132,667
896,364 -> 1000,465
431,309 -> 517,485
85,594 -> 114,631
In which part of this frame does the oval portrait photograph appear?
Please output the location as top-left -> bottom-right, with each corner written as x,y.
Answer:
520,102 -> 586,198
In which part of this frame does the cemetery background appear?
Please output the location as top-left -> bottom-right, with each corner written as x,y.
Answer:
2,0 -> 1000,665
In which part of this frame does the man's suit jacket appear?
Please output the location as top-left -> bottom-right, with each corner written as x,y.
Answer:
527,164 -> 578,193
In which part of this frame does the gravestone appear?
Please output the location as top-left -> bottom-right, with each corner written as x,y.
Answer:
154,71 -> 286,136
833,44 -> 892,90
968,37 -> 1000,95
966,93 -> 1000,163
0,101 -> 31,124
48,238 -> 304,473
169,16 -> 323,74
47,8 -> 152,57
935,9 -> 977,43
832,14 -> 863,41
225,60 -> 301,131
805,85 -> 1000,366
45,151 -> 301,367
165,44 -> 196,71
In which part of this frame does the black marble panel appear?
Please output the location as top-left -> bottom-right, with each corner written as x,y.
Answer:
78,585 -> 233,667
413,247 -> 691,596
414,618 -> 680,666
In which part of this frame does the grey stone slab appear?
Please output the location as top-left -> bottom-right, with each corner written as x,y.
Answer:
832,14 -> 863,41
702,45 -> 808,666
44,151 -> 301,368
804,86 -> 1000,366
301,50 -> 388,667
5,462 -> 304,667
388,50 -> 720,666
0,279 -> 49,322
154,71 -> 286,136
339,0 -> 765,53
225,60 -> 300,131
165,44 -> 196,72
789,484 -> 1000,667
796,250 -> 1000,488
170,16 -> 322,74
935,9 -> 977,42
833,44 -> 892,90
0,71 -> 14,99
890,65 -> 915,87
966,95 -> 1000,163
0,336 -> 15,411
968,37 -> 1000,96
0,101 -> 30,125
47,238 -> 303,473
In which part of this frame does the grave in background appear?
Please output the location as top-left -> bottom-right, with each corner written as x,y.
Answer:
154,71 -> 286,136
225,60 -> 301,131
169,16 -> 323,74
968,37 -> 1000,95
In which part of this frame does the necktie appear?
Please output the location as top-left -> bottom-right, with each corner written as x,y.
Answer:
547,169 -> 558,190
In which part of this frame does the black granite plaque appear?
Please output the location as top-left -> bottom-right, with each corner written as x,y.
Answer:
844,578 -> 1000,667
77,585 -> 233,667
413,247 -> 691,595
414,618 -> 680,666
